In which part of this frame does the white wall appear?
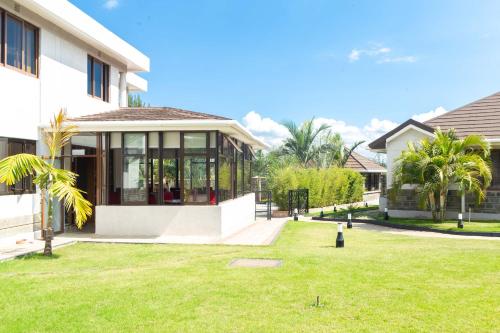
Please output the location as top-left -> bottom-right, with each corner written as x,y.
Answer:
386,128 -> 433,188
0,0 -> 127,240
95,194 -> 257,239
220,193 -> 255,238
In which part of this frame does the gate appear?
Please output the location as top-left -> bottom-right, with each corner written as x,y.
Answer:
255,191 -> 272,220
288,189 -> 309,216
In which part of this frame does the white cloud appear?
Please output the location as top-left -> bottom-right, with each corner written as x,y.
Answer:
242,111 -> 398,155
242,111 -> 290,147
412,106 -> 447,122
104,0 -> 119,9
377,56 -> 417,64
348,44 -> 416,64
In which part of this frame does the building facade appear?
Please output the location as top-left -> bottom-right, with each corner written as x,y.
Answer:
369,92 -> 500,220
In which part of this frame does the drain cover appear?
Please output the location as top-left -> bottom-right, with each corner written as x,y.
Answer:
230,258 -> 282,268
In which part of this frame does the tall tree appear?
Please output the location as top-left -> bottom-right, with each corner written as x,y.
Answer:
128,94 -> 147,107
392,129 -> 491,221
281,118 -> 330,167
317,131 -> 365,168
0,110 -> 93,255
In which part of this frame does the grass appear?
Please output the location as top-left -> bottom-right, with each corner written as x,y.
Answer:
383,217 -> 500,233
307,205 -> 379,218
0,222 -> 499,332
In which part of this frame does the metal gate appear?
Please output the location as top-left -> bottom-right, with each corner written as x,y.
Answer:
288,189 -> 309,216
255,191 -> 272,220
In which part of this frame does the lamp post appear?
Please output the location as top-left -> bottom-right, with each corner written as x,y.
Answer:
336,223 -> 344,248
333,206 -> 337,213
384,207 -> 389,220
458,213 -> 464,229
347,213 -> 352,229
320,207 -> 324,218
293,208 -> 298,221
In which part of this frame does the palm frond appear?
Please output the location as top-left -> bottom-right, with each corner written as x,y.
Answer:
0,154 -> 49,185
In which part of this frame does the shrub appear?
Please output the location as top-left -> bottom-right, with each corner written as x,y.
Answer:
270,167 -> 364,210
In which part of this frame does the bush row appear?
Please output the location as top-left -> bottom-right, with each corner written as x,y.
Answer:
270,167 -> 365,210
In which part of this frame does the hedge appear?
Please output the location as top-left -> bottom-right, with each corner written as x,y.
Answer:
270,167 -> 365,210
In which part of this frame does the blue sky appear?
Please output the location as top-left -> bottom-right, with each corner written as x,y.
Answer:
73,0 -> 500,148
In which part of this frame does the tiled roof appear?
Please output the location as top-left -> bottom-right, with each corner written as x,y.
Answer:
424,91 -> 500,138
70,107 -> 231,122
368,91 -> 500,150
345,151 -> 386,173
368,119 -> 434,150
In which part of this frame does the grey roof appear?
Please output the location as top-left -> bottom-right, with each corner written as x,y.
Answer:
369,91 -> 500,150
70,107 -> 230,122
345,151 -> 386,173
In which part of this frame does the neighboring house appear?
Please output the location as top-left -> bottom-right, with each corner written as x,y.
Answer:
344,151 -> 386,203
369,91 -> 500,220
0,0 -> 266,242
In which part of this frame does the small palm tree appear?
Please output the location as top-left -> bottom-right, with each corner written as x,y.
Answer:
281,118 -> 330,167
0,110 -> 92,255
392,128 -> 491,221
318,131 -> 365,168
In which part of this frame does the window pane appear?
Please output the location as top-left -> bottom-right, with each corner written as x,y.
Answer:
93,61 -> 103,98
6,16 -> 22,69
87,57 -> 93,95
124,133 -> 145,154
24,25 -> 37,74
123,156 -> 146,204
108,147 -> 122,205
164,132 -> 180,148
25,142 -> 36,193
103,64 -> 109,102
8,141 -> 24,192
184,133 -> 206,154
184,156 -> 208,203
0,139 -> 7,195
218,156 -> 232,202
163,149 -> 180,204
147,148 -> 160,204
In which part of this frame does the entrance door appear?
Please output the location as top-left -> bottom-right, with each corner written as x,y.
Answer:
65,156 -> 97,232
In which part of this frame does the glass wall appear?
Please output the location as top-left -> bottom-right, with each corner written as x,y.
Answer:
102,131 -> 254,206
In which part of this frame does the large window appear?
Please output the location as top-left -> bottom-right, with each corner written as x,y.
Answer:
0,138 -> 36,195
0,10 -> 39,76
87,55 -> 110,102
183,133 -> 210,204
122,133 -> 146,204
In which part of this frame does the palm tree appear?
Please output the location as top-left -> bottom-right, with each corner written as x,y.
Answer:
392,128 -> 491,221
318,131 -> 365,168
281,118 -> 330,167
0,110 -> 92,255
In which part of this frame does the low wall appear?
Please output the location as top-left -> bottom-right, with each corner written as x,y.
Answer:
0,194 -> 41,243
95,193 -> 256,238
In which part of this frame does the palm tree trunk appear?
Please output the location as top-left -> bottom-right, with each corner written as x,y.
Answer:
428,192 -> 437,221
439,189 -> 447,222
43,189 -> 53,256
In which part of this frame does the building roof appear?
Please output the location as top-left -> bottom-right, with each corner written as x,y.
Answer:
368,119 -> 434,150
368,91 -> 500,151
424,91 -> 500,138
345,151 -> 386,173
21,0 -> 149,72
66,107 -> 268,150
70,107 -> 230,122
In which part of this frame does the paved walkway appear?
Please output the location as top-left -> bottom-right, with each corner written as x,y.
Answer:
301,216 -> 500,240
0,238 -> 75,262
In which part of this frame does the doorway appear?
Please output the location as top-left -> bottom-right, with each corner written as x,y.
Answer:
65,156 -> 97,233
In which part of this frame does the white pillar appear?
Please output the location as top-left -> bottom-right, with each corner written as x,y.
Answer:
119,72 -> 128,107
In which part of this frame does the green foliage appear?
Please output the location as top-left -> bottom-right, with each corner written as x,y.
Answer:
392,128 -> 491,221
271,167 -> 364,209
127,94 -> 148,107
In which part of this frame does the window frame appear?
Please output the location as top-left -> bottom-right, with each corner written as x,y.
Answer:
0,137 -> 37,196
87,55 -> 110,102
1,9 -> 39,77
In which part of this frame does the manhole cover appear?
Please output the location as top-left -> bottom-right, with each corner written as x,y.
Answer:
229,258 -> 282,268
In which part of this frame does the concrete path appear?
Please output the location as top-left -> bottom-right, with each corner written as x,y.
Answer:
301,216 -> 500,240
0,238 -> 75,262
58,217 -> 289,247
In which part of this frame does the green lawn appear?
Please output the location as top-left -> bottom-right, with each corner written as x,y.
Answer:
307,205 -> 379,218
383,217 -> 500,233
1,222 -> 499,332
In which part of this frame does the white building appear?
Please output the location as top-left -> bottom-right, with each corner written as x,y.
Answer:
0,0 -> 265,243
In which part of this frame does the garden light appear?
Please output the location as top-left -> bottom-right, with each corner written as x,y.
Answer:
293,208 -> 298,221
384,207 -> 389,220
458,213 -> 464,229
336,223 -> 344,248
320,207 -> 324,218
347,213 -> 352,229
